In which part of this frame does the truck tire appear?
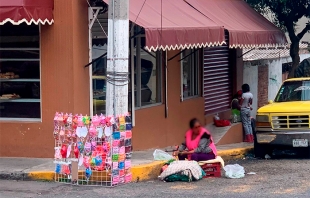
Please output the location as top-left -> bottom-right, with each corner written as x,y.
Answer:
254,141 -> 266,159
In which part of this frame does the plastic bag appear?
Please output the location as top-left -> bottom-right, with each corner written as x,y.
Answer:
223,164 -> 245,179
153,149 -> 174,161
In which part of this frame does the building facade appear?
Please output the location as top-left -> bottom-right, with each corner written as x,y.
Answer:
0,0 -> 286,157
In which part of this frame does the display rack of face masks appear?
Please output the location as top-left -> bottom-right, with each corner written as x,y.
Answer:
53,112 -> 132,187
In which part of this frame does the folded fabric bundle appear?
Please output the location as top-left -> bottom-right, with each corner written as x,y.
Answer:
159,160 -> 205,182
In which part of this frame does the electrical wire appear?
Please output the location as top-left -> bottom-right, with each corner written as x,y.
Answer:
87,0 -> 108,38
130,0 -> 147,33
106,71 -> 130,86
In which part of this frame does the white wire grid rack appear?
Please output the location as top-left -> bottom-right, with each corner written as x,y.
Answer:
53,113 -> 132,187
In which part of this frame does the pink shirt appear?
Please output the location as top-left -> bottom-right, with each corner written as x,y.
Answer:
185,128 -> 217,156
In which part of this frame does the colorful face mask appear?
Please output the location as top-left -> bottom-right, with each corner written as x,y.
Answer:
63,113 -> 68,125
99,114 -> 106,126
126,124 -> 132,131
74,145 -> 79,158
112,176 -> 119,185
77,142 -> 84,153
112,169 -> 119,176
118,162 -> 125,170
118,154 -> 125,162
119,116 -> 125,125
119,125 -> 125,132
113,132 -> 121,140
126,131 -> 132,139
125,160 -> 131,169
119,176 -> 125,184
125,115 -> 131,123
125,173 -> 132,183
95,156 -> 103,166
112,162 -> 119,170
105,117 -> 112,127
54,147 -> 62,159
89,125 -> 97,137
90,157 -> 96,166
92,115 -> 100,127
91,141 -> 97,151
83,156 -> 91,168
83,116 -> 90,125
125,146 -> 132,153
55,164 -> 61,174
57,113 -> 64,123
66,144 -> 72,158
66,130 -> 72,139
59,128 -> 65,137
119,146 -> 125,154
85,167 -> 92,179
84,142 -> 92,156
60,145 -> 67,159
112,147 -> 119,155
54,112 -> 59,124
102,142 -> 110,152
67,114 -> 73,125
106,157 -> 112,166
77,115 -> 84,127
119,169 -> 125,177
112,154 -> 119,162
62,164 -> 71,175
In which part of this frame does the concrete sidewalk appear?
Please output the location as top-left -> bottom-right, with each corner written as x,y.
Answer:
0,142 -> 253,182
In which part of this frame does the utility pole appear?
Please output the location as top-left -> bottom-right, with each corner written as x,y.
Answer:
106,0 -> 129,117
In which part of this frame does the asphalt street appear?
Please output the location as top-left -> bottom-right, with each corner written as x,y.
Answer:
1,158 -> 310,198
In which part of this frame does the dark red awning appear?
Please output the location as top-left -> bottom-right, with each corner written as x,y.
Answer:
103,0 -> 225,51
185,0 -> 287,48
0,0 -> 54,25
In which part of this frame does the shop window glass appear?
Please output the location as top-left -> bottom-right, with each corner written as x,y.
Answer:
92,44 -> 107,115
181,49 -> 200,99
91,32 -> 162,115
0,24 -> 41,120
129,35 -> 162,110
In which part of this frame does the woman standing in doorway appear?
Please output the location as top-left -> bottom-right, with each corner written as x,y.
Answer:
240,84 -> 254,143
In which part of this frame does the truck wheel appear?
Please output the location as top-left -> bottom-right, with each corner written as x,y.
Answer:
254,141 -> 266,159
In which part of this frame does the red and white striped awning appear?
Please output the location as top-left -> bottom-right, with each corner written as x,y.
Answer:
0,0 -> 54,25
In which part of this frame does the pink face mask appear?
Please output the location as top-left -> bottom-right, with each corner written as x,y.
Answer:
92,115 -> 100,127
54,112 -> 59,124
54,147 -> 62,159
91,141 -> 97,151
84,142 -> 92,155
74,145 -> 79,158
105,117 -> 112,127
99,114 -> 106,126
83,156 -> 91,168
102,142 -> 110,152
57,113 -> 64,123
59,128 -> 65,137
67,113 -> 73,125
77,115 -> 84,127
89,125 -> 97,137
60,145 -> 67,159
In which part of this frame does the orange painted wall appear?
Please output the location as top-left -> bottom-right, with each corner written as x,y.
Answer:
0,0 -> 89,157
132,50 -> 206,150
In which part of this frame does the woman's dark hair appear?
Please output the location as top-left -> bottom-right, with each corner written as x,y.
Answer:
189,118 -> 199,129
242,84 -> 250,93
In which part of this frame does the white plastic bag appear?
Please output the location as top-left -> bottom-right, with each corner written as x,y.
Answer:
153,149 -> 174,161
223,164 -> 245,179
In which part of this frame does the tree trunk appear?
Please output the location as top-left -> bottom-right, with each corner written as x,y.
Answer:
288,41 -> 300,78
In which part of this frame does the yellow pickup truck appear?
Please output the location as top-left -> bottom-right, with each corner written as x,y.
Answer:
255,77 -> 310,158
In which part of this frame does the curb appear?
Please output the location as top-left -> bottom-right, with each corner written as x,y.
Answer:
0,146 -> 253,182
